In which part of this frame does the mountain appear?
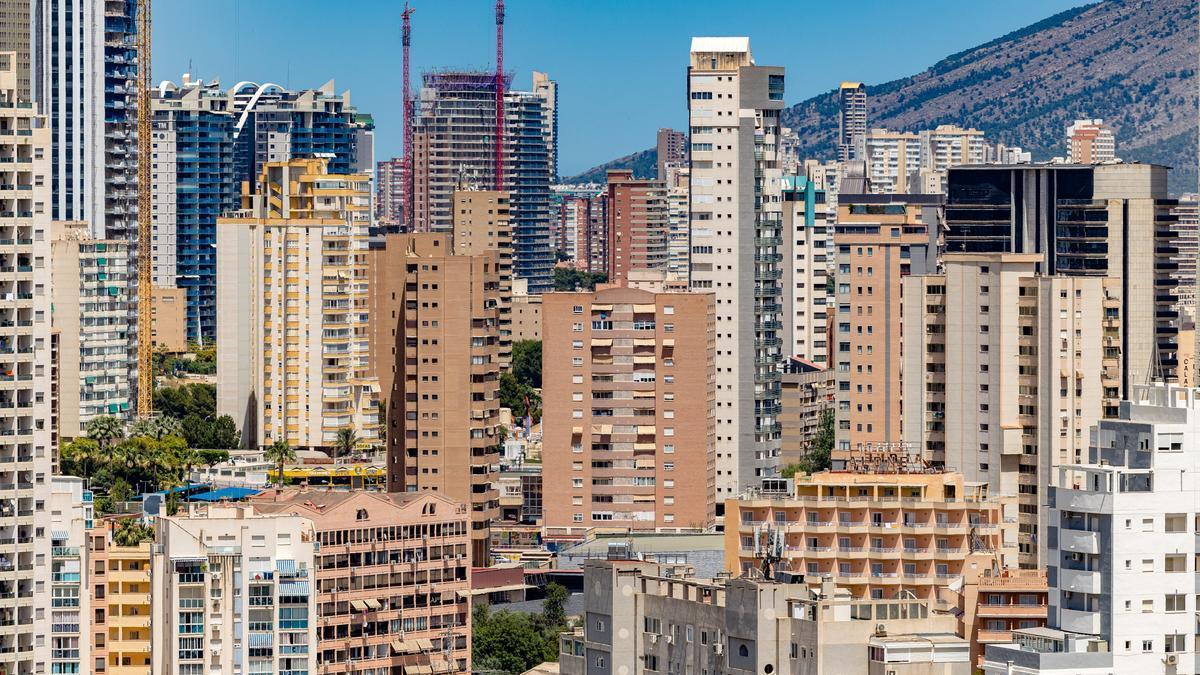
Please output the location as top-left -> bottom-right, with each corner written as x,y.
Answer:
563,147 -> 657,184
567,0 -> 1198,195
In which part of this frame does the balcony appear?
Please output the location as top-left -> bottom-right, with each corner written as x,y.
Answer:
975,603 -> 1046,618
1058,529 -> 1099,555
1059,568 -> 1101,594
1059,607 -> 1100,634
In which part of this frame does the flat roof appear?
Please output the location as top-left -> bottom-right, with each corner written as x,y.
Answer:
690,37 -> 749,53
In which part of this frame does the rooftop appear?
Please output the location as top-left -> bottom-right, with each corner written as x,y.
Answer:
690,37 -> 750,54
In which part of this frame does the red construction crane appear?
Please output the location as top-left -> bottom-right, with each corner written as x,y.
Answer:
401,2 -> 415,231
494,0 -> 505,191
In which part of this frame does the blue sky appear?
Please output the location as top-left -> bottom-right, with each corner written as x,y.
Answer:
155,0 -> 1092,176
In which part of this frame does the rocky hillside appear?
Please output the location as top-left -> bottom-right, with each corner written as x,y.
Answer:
568,0 -> 1198,194
563,147 -> 657,184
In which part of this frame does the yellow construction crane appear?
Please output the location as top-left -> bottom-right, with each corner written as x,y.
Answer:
135,0 -> 153,417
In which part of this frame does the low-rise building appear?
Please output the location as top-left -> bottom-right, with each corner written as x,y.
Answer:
151,504 -> 318,674
558,559 -> 969,675
940,566 -> 1048,666
725,468 -> 1018,602
251,489 -> 472,673
981,628 -> 1111,674
88,519 -> 152,674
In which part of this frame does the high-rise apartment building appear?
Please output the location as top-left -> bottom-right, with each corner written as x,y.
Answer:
411,71 -> 555,292
1171,195 -> 1198,318
150,285 -> 188,353
151,75 -> 239,344
50,220 -> 134,436
542,287 -> 716,537
0,1 -> 28,100
833,193 -> 940,462
902,253 -> 1124,567
687,37 -> 784,503
87,522 -> 152,674
368,232 -> 502,564
945,163 -> 1179,388
1065,118 -> 1116,163
49,477 -> 93,675
376,156 -> 406,231
216,158 -> 381,450
533,71 -> 558,180
666,175 -> 690,283
453,189 -> 513,367
856,128 -> 920,194
781,175 -> 830,364
1046,384 -> 1199,673
725,469 -> 1018,601
251,489 -> 473,674
152,505 -> 318,674
779,357 -> 834,468
837,82 -> 867,162
0,54 -> 52,674
606,169 -> 669,285
33,0 -> 137,240
917,124 -> 989,194
655,127 -> 687,181
557,193 -> 608,275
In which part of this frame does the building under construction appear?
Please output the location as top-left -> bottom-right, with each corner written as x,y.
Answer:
411,71 -> 556,293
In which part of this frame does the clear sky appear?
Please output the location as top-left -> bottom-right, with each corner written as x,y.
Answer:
154,0 -> 1093,176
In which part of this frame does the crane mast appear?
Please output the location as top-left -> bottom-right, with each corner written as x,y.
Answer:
494,0 -> 504,191
135,0 -> 152,417
401,2 -> 414,232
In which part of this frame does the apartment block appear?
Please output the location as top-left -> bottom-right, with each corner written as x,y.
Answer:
656,128 -> 687,181
726,469 -> 1017,602
1046,384 -> 1200,673
945,163 -> 1178,387
837,82 -> 867,162
251,489 -> 472,673
606,169 -> 669,285
511,279 -> 542,341
49,477 -> 93,675
216,158 -> 381,450
1170,195 -> 1198,317
411,71 -> 555,292
833,193 -> 940,461
542,287 -> 716,536
50,220 -> 134,436
87,523 -> 152,675
781,175 -> 830,364
556,193 -> 608,275
150,285 -> 188,353
533,71 -> 559,180
0,53 -> 53,675
688,37 -> 785,502
0,0 -> 28,100
152,505 -> 318,674
917,124 -> 989,194
559,559 -> 968,675
453,189 -> 513,367
1065,119 -> 1116,163
666,170 -> 690,283
376,157 -> 406,231
855,128 -> 920,194
903,253 -> 1124,567
33,0 -> 137,240
944,566 -> 1048,667
779,358 -> 835,468
368,233 -> 502,564
150,74 -> 239,343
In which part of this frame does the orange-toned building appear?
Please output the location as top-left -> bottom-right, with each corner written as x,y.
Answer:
542,286 -> 715,537
725,468 -> 1017,602
87,523 -> 152,675
941,566 -> 1048,667
368,232 -> 503,565
251,489 -> 472,674
605,170 -> 669,285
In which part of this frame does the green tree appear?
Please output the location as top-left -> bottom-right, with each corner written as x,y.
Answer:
500,373 -> 542,423
512,340 -> 542,388
60,437 -> 103,481
129,415 -> 184,441
180,413 -> 241,449
85,415 -> 126,450
553,268 -> 607,291
113,518 -> 153,546
541,582 -> 569,630
109,477 -> 134,503
472,603 -> 558,674
333,427 -> 359,463
197,449 -> 231,470
264,439 -> 295,485
153,383 -> 217,420
796,409 -> 835,475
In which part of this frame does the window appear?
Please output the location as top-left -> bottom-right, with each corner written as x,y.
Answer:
1142,599 -> 1154,613
1165,634 -> 1186,653
645,655 -> 659,671
1166,594 -> 1186,612
1165,554 -> 1186,572
1165,514 -> 1187,533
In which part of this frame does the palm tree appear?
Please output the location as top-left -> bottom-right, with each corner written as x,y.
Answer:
129,415 -> 183,441
113,518 -> 153,547
264,439 -> 295,486
333,427 -> 359,464
85,415 -> 126,450
61,437 -> 104,482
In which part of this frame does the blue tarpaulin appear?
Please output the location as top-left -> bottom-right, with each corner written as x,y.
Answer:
189,487 -> 261,502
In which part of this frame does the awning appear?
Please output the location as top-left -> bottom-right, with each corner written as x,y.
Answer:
593,424 -> 613,435
633,391 -> 655,398
406,666 -> 434,675
51,530 -> 69,541
248,632 -> 274,648
636,426 -> 656,434
392,640 -> 419,654
591,338 -> 613,347
571,426 -> 583,435
191,486 -> 261,502
633,355 -> 656,364
633,338 -> 655,347
634,459 -> 655,469
633,304 -> 656,313
634,443 -> 655,450
364,598 -> 383,610
469,583 -> 532,595
351,600 -> 369,611
591,304 -> 612,311
662,339 -> 675,347
279,581 -> 309,597
275,559 -> 297,575
416,638 -> 436,651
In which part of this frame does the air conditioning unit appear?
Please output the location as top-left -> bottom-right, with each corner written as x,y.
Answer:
1165,654 -> 1179,666
713,643 -> 724,655
664,635 -> 674,645
647,633 -> 658,645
